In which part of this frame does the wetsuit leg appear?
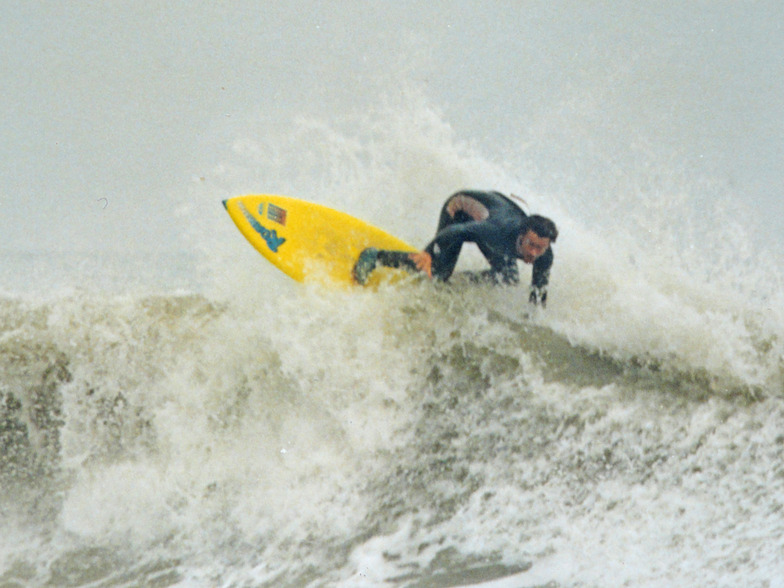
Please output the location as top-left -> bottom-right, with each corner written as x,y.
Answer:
435,199 -> 457,231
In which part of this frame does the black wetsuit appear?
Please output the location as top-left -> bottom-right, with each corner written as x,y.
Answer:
423,190 -> 553,290
358,190 -> 554,303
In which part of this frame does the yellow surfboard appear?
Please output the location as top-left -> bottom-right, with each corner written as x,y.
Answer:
223,194 -> 417,286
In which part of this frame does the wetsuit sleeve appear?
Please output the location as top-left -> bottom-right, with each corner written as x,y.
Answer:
529,246 -> 553,306
425,221 -> 516,282
487,257 -> 519,284
462,262 -> 519,286
423,222 -> 484,281
424,221 -> 482,256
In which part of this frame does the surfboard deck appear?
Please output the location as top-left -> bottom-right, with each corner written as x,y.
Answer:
223,194 -> 417,287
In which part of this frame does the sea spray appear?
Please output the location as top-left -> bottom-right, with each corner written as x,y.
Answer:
2,84 -> 784,588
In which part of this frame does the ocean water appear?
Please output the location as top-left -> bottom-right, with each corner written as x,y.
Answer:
3,3 -> 784,587
3,97 -> 784,587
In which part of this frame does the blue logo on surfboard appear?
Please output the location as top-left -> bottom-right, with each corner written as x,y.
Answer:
239,203 -> 286,253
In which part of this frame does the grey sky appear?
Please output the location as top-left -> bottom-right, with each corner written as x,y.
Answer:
2,1 -> 782,255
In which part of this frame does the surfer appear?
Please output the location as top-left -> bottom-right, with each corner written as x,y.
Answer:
353,190 -> 558,305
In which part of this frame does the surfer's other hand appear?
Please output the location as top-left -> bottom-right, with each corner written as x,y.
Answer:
409,251 -> 433,278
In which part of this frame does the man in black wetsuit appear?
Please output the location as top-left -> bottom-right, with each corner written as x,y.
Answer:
353,190 -> 558,305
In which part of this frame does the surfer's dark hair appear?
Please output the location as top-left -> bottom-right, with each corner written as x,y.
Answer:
526,215 -> 558,242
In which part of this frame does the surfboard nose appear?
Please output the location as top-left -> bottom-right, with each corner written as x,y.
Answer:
222,199 -> 228,210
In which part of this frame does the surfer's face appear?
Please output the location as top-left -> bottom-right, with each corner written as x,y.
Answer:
517,230 -> 550,264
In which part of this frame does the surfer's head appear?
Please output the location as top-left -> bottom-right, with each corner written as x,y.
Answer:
517,215 -> 557,264
527,215 -> 558,243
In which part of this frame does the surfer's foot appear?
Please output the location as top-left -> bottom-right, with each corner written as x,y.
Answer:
353,248 -> 379,285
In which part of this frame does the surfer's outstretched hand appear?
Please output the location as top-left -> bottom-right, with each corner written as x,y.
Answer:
409,251 -> 433,278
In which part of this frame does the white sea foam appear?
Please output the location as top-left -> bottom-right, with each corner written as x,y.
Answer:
2,4 -> 784,587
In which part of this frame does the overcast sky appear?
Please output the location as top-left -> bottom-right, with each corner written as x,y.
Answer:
2,1 -> 782,255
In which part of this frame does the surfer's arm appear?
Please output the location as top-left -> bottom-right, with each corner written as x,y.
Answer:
458,253 -> 519,285
460,264 -> 519,285
424,221 -> 483,256
529,247 -> 553,306
408,251 -> 432,277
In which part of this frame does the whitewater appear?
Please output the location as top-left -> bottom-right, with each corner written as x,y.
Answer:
3,3 -> 784,586
2,91 -> 783,587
